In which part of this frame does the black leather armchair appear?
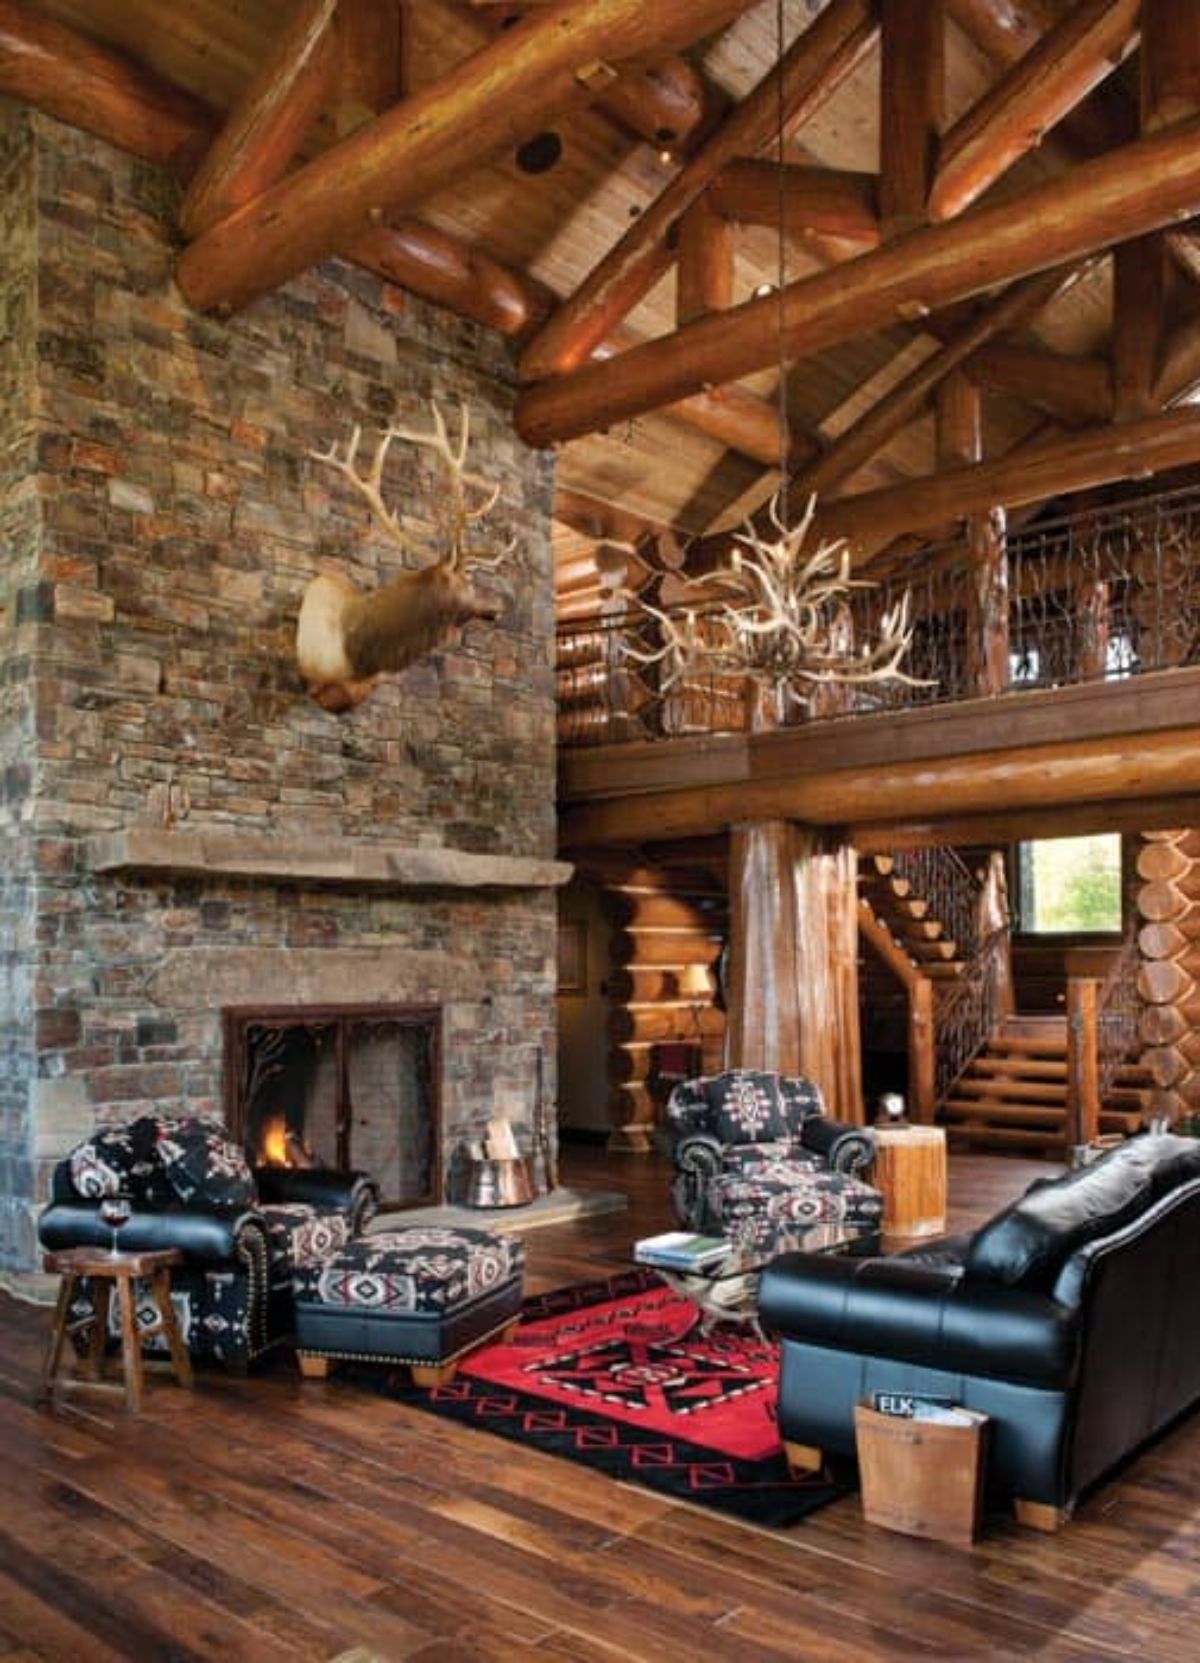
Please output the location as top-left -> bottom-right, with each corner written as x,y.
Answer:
39,1115 -> 378,1368
759,1134 -> 1200,1528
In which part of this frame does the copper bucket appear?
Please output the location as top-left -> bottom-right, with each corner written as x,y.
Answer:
465,1156 -> 535,1208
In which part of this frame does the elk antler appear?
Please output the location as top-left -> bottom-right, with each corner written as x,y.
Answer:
298,400 -> 513,712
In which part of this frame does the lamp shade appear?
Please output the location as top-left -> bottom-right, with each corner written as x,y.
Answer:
678,963 -> 712,1001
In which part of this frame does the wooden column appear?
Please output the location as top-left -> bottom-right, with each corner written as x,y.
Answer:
937,369 -> 1008,696
879,0 -> 944,234
1141,0 -> 1200,131
676,196 -> 735,325
1112,235 -> 1167,421
1066,976 -> 1102,1148
727,822 -> 862,1122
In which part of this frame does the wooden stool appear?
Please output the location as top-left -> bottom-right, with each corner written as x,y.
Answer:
870,1125 -> 948,1237
40,1246 -> 193,1413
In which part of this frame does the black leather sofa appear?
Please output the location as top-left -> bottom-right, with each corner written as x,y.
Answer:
758,1133 -> 1200,1528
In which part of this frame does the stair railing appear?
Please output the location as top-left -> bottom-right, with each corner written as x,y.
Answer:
934,926 -> 1011,1105
889,845 -> 981,958
1065,923 -> 1142,1147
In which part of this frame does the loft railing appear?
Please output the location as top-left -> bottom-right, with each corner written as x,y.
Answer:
558,482 -> 1200,748
1096,925 -> 1143,1104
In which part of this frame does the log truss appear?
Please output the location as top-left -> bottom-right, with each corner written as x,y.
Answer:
3,0 -> 1200,574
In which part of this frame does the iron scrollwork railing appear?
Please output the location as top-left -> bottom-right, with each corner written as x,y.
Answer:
1095,924 -> 1143,1103
889,845 -> 980,959
934,927 -> 1010,1105
558,482 -> 1200,749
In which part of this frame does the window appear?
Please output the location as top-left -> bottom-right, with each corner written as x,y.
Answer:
1017,834 -> 1122,933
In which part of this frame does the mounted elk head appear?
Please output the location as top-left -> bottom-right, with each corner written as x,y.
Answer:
298,402 -> 513,711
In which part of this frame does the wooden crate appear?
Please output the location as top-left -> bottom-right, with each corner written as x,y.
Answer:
855,1402 -> 989,1545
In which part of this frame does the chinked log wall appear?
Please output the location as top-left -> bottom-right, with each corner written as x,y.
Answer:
602,865 -> 726,1149
1137,830 -> 1200,1121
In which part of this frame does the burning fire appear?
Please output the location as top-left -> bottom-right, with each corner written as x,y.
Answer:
257,1114 -> 318,1169
259,1115 -> 291,1167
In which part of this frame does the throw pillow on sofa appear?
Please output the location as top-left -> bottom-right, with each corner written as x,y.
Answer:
68,1115 -> 170,1203
157,1118 -> 257,1210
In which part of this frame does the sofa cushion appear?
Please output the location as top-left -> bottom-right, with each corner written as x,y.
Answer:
156,1118 -> 257,1210
965,1133 -> 1200,1294
706,1071 -> 795,1145
258,1202 -> 353,1272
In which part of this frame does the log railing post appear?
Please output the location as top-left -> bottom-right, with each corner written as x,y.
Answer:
1066,975 -> 1102,1149
910,975 -> 936,1126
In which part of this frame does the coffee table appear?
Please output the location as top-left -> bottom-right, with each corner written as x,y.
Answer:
639,1221 -> 879,1343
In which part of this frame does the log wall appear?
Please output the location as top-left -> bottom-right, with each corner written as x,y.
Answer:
1136,829 -> 1200,1119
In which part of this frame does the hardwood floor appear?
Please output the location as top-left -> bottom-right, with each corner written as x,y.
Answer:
3,1147 -> 1200,1661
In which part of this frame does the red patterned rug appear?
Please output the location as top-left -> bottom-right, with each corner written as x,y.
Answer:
362,1269 -> 851,1526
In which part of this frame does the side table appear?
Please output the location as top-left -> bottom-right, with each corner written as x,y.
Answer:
40,1246 -> 193,1413
870,1125 -> 947,1237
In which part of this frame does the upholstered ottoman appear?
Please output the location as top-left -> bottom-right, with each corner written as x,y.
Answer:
292,1225 -> 525,1387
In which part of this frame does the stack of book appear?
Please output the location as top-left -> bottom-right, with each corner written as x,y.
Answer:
633,1231 -> 732,1270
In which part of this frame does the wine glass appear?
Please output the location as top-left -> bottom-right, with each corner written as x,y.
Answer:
98,1193 -> 132,1256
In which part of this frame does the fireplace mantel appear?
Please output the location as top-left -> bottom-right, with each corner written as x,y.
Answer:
87,829 -> 573,892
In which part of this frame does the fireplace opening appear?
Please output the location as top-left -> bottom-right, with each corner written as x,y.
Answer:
223,1004 -> 442,1206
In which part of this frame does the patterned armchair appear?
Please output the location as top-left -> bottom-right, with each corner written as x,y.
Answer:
665,1069 -> 882,1252
38,1114 -> 378,1368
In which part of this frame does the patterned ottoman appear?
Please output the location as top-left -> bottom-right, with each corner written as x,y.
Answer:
292,1225 -> 525,1387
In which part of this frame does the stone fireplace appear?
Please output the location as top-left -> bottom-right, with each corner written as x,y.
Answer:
0,111 -> 564,1270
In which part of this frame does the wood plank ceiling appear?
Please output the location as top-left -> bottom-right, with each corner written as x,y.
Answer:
8,0 -> 1200,603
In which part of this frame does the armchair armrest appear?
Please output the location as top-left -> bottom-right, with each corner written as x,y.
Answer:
670,1132 -> 723,1232
39,1201 -> 265,1264
799,1116 -> 876,1175
254,1167 -> 379,1230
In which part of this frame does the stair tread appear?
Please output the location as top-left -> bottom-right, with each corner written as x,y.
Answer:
970,1057 -> 1069,1080
943,1100 -> 1065,1126
954,1077 -> 1067,1103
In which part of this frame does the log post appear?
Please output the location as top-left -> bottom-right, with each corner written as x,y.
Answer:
937,369 -> 1009,697
1066,976 -> 1101,1148
727,822 -> 862,1121
676,196 -> 735,326
910,976 -> 936,1127
1141,0 -> 1200,131
878,0 -> 944,235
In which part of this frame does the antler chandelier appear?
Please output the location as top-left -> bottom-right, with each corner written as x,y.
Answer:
623,494 -> 927,714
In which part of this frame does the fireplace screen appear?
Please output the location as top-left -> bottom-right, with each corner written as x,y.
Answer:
224,1005 -> 441,1205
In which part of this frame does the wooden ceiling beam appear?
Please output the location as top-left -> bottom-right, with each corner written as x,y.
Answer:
0,0 -> 214,174
175,0 -> 760,316
178,0 -> 339,236
931,0 -> 1140,223
815,406 -> 1200,554
791,265 -> 1080,501
514,116 -> 1200,450
333,0 -> 408,133
706,160 -> 880,248
517,0 -> 879,380
967,341 -> 1115,425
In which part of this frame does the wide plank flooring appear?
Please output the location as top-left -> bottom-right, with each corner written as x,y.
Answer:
3,1147 -> 1199,1661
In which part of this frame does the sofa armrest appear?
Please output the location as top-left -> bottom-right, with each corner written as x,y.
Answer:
254,1167 -> 378,1228
670,1133 -> 723,1231
759,1249 -> 1080,1390
38,1201 -> 264,1264
799,1116 -> 876,1175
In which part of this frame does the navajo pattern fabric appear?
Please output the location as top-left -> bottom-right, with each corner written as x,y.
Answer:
294,1227 -> 524,1314
156,1118 -> 257,1209
720,1164 -> 884,1252
68,1117 -> 175,1206
667,1069 -> 822,1147
259,1204 -> 353,1271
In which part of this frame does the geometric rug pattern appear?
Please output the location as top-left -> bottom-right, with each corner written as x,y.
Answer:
360,1269 -> 852,1527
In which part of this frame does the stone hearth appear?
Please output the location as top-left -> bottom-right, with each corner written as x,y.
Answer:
0,111 -> 561,1269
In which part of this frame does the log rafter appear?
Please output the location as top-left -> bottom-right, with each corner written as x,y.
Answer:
175,0 -> 762,315
514,115 -> 1200,451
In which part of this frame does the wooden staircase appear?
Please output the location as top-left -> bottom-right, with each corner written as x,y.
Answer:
942,1014 -> 1151,1154
858,855 -> 969,984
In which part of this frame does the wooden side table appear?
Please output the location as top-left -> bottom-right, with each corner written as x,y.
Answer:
870,1126 -> 947,1237
40,1246 -> 193,1413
